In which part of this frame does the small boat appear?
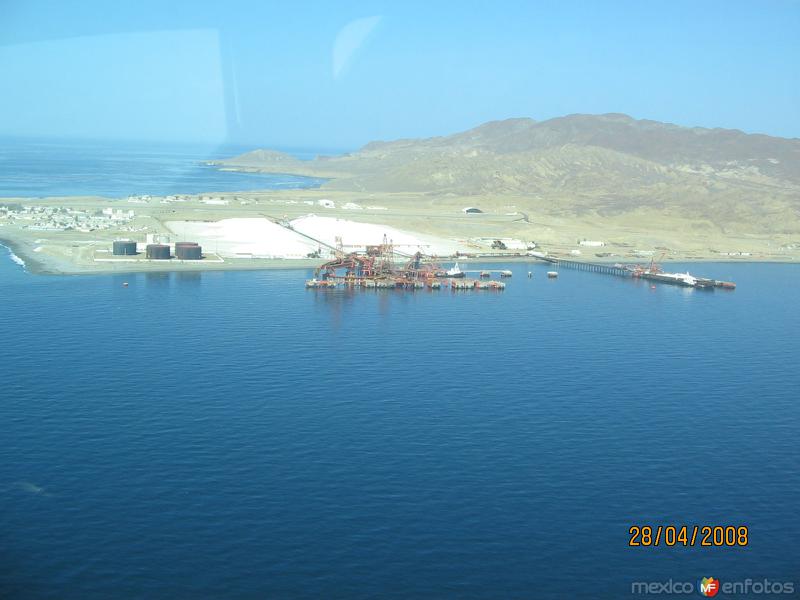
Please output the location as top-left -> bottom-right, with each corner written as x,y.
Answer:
306,278 -> 337,288
479,270 -> 491,278
499,270 -> 513,278
445,262 -> 465,278
547,271 -> 558,278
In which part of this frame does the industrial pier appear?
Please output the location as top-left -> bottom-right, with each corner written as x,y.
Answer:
307,277 -> 506,290
306,236 -> 505,291
541,256 -> 736,289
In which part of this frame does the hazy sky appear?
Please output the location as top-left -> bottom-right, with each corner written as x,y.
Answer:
1,0 -> 798,148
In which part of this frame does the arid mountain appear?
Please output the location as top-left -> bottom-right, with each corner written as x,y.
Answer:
213,114 -> 800,232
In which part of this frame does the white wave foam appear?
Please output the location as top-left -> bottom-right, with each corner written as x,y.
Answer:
1,243 -> 27,269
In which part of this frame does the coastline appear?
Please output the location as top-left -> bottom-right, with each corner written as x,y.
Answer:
0,236 -> 54,275
3,186 -> 797,276
3,231 -> 795,277
0,233 -> 326,276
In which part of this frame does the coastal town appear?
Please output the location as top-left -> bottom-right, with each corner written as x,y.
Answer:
0,203 -> 139,233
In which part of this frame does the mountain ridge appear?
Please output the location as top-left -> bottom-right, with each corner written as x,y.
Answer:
212,113 -> 800,233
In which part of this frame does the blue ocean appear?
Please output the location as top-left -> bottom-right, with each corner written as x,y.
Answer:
1,139 -> 798,598
0,138 -> 327,198
1,247 -> 798,598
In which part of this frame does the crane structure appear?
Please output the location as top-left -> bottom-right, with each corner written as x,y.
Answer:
316,234 -> 400,282
625,251 -> 666,277
306,235 -> 506,291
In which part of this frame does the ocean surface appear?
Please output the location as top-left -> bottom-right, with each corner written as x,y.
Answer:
0,138 -> 326,198
1,251 -> 798,599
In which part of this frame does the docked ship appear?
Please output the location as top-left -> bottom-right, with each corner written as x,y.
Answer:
436,262 -> 465,278
629,266 -> 735,289
641,271 -> 698,287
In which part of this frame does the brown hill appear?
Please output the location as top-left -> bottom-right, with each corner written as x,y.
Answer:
214,114 -> 800,232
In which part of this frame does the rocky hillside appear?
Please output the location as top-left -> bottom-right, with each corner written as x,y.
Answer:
214,114 -> 800,232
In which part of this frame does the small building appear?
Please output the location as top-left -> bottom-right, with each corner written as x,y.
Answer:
146,233 -> 170,245
463,207 -> 483,214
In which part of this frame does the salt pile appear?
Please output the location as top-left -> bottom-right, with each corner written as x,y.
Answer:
289,215 -> 461,255
166,218 -> 317,258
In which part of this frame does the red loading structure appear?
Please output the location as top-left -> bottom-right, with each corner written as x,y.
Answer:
307,235 -> 504,290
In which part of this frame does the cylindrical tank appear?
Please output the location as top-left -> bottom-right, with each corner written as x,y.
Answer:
112,240 -> 138,256
175,242 -> 202,260
146,244 -> 171,259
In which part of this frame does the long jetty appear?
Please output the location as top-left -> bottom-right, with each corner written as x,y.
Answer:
538,256 -> 735,289
542,256 -> 631,277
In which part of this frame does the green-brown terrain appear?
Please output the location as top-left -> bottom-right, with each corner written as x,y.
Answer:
213,113 -> 800,236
